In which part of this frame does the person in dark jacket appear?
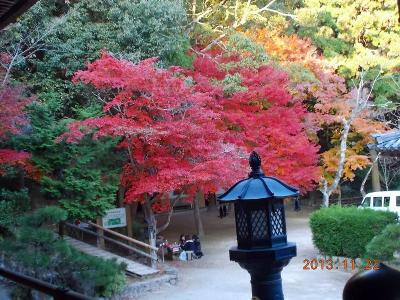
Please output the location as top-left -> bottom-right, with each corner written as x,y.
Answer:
192,234 -> 203,258
182,234 -> 195,251
219,205 -> 224,218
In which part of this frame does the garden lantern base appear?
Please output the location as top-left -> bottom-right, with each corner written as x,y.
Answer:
229,243 -> 297,300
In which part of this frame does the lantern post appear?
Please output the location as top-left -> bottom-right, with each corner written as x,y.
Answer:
218,151 -> 298,300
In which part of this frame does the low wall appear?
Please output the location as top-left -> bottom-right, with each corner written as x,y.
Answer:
111,267 -> 178,300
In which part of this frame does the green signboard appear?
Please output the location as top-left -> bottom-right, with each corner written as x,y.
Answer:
108,218 -> 121,226
102,208 -> 127,229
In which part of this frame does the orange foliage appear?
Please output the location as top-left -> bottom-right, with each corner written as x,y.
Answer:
247,29 -> 386,184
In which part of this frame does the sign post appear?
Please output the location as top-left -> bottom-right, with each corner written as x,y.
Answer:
102,208 -> 127,229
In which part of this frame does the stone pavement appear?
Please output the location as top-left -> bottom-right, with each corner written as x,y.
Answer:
138,207 -> 354,300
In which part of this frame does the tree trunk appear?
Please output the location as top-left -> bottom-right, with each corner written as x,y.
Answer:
117,186 -> 133,240
125,205 -> 133,252
322,191 -> 329,208
96,217 -> 105,249
156,204 -> 175,234
117,186 -> 125,206
360,153 -> 380,197
370,150 -> 381,192
208,192 -> 217,207
130,202 -> 139,220
319,121 -> 351,207
337,184 -> 342,206
194,192 -> 205,238
143,195 -> 157,268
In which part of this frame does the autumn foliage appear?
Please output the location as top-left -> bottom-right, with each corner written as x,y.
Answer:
0,85 -> 32,137
186,53 -> 320,191
0,85 -> 36,177
61,50 -> 321,209
62,52 -> 244,204
248,29 -> 385,183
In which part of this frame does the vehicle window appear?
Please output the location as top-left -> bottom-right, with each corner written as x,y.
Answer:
397,196 -> 400,207
384,197 -> 390,207
373,197 -> 382,207
362,197 -> 371,207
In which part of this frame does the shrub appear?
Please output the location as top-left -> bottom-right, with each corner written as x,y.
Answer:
310,205 -> 398,258
365,224 -> 400,262
0,206 -> 126,297
0,188 -> 30,231
22,205 -> 67,227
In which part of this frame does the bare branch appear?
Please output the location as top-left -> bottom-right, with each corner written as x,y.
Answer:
254,0 -> 295,19
156,194 -> 182,234
192,0 -> 296,51
378,155 -> 400,191
201,33 -> 226,53
0,10 -> 70,85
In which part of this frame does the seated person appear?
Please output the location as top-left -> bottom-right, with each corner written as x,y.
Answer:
178,234 -> 186,249
182,235 -> 195,252
192,234 -> 203,258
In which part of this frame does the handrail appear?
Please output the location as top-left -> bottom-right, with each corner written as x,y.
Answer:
0,267 -> 94,300
87,221 -> 158,251
63,222 -> 156,261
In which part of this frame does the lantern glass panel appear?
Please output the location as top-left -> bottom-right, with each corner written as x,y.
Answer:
251,210 -> 268,240
270,205 -> 285,237
234,199 -> 288,249
236,206 -> 249,240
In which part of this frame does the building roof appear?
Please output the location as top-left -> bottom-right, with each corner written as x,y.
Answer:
0,0 -> 38,30
369,131 -> 400,153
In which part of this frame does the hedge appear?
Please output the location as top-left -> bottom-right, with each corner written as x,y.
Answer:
310,205 -> 398,258
366,223 -> 400,262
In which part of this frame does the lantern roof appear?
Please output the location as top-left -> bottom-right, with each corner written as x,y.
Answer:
218,151 -> 299,202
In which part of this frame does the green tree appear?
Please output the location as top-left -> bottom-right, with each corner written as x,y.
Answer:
1,0 -> 191,118
13,102 -> 124,220
0,188 -> 30,231
185,0 -> 298,50
1,0 -> 192,219
293,0 -> 400,106
0,207 -> 126,297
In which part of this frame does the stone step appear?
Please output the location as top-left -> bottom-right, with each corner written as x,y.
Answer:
63,236 -> 159,277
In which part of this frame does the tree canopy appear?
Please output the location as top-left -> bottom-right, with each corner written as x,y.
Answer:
0,0 -> 396,227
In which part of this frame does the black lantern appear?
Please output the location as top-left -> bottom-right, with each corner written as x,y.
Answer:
218,151 -> 298,300
343,263 -> 400,300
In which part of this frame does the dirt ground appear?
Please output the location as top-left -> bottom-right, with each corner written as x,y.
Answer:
138,206 -> 354,300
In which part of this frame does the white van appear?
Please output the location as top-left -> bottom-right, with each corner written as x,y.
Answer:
360,191 -> 400,217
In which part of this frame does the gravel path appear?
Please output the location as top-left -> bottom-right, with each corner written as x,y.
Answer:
138,206 -> 353,300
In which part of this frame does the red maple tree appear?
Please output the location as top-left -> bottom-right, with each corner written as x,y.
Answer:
0,85 -> 35,177
185,53 -> 320,192
61,53 -> 244,241
62,51 -> 320,245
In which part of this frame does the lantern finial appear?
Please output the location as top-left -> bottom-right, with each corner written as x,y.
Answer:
249,151 -> 263,177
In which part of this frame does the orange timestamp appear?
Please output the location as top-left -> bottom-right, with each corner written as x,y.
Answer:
303,258 -> 380,271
